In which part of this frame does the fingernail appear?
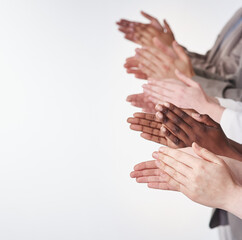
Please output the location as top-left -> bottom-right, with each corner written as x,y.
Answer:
156,111 -> 163,119
161,126 -> 166,132
192,142 -> 200,150
192,113 -> 201,118
163,102 -> 170,108
155,104 -> 163,111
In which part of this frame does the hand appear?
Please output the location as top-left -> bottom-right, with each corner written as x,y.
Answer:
155,102 -> 242,160
124,56 -> 147,80
152,143 -> 241,212
143,70 -> 223,122
135,41 -> 194,79
130,159 -> 178,190
126,93 -> 156,113
117,11 -> 175,47
127,112 -> 180,148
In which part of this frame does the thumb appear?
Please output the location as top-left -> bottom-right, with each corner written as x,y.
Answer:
191,113 -> 218,128
192,142 -> 222,164
175,69 -> 197,87
172,41 -> 189,63
141,11 -> 163,30
163,19 -> 173,34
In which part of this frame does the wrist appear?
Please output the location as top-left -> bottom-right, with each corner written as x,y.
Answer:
201,100 -> 225,123
225,184 -> 242,219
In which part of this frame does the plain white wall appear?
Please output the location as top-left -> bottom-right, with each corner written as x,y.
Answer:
0,0 -> 241,239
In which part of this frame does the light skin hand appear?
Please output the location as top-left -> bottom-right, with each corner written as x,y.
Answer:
124,56 -> 147,80
117,11 -> 175,47
153,143 -> 242,213
127,112 -> 179,148
130,159 -> 179,191
130,144 -> 242,219
126,93 -> 156,113
143,70 -> 224,122
135,41 -> 194,80
155,102 -> 242,160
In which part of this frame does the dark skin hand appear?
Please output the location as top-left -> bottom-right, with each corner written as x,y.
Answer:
155,102 -> 242,161
127,112 -> 179,148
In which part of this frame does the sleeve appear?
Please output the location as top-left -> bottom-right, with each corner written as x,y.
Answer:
220,108 -> 242,144
223,88 -> 242,102
216,98 -> 242,111
192,75 -> 233,98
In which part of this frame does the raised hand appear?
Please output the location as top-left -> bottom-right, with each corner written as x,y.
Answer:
155,102 -> 241,160
117,11 -> 175,47
127,112 -> 181,148
126,93 -> 156,113
135,40 -> 194,79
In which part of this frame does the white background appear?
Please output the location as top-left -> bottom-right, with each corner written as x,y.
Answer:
0,0 -> 241,239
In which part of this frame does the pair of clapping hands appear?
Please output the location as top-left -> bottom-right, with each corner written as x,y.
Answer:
117,11 -> 242,219
128,102 -> 242,218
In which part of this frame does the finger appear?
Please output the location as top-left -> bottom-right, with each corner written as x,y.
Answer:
143,88 -> 168,102
156,102 -> 196,130
135,72 -> 148,79
130,124 -> 161,137
133,160 -> 157,171
127,116 -> 162,129
175,69 -> 197,87
133,112 -> 157,121
136,49 -> 161,74
160,125 -> 186,148
143,83 -> 174,97
117,19 -> 140,27
145,25 -> 160,35
191,113 -> 219,128
136,174 -> 170,183
126,93 -> 143,102
124,57 -> 139,68
148,46 -> 172,64
140,132 -> 168,145
192,142 -> 223,165
153,37 -> 177,58
147,180 -> 179,191
118,26 -> 134,34
154,157 -> 189,187
163,19 -> 173,33
141,11 -> 163,31
135,34 -> 153,46
155,107 -> 191,145
130,169 -> 162,178
158,146 -> 200,168
154,151 -> 192,177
